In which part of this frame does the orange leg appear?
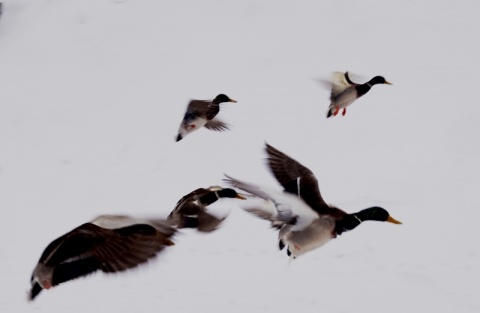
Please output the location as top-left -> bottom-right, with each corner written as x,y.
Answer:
333,107 -> 340,116
342,108 -> 346,116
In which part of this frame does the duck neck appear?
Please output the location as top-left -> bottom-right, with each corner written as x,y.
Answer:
355,206 -> 385,222
356,83 -> 372,97
334,206 -> 387,235
335,214 -> 362,235
198,191 -> 220,206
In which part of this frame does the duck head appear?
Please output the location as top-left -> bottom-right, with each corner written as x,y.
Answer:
213,94 -> 237,104
368,76 -> 392,86
216,188 -> 247,200
335,206 -> 401,235
355,206 -> 401,223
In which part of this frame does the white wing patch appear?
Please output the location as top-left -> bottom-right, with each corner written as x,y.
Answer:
330,71 -> 352,97
91,215 -> 148,229
177,117 -> 208,139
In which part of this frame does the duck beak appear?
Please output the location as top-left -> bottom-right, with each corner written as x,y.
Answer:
235,194 -> 247,200
384,81 -> 392,85
229,99 -> 238,103
386,215 -> 402,224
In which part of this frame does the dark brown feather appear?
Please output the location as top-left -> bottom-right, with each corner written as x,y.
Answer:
30,221 -> 175,300
265,144 -> 330,214
195,212 -> 226,232
204,118 -> 230,131
167,187 -> 226,232
184,100 -> 220,122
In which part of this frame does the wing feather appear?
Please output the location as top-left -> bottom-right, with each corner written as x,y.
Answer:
223,174 -> 298,225
204,118 -> 230,131
34,222 -> 174,287
265,144 -> 329,214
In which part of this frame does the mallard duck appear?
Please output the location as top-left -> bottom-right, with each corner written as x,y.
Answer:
167,186 -> 246,232
224,143 -> 401,259
324,72 -> 391,118
28,215 -> 176,301
175,94 -> 237,142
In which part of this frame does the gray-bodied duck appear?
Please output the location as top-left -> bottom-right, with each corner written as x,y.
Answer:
167,186 -> 246,232
176,94 -> 237,142
29,215 -> 175,301
324,71 -> 391,118
224,143 -> 401,259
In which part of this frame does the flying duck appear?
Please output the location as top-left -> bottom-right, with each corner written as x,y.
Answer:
175,94 -> 237,142
29,215 -> 176,301
224,143 -> 401,259
167,186 -> 246,232
323,71 -> 391,118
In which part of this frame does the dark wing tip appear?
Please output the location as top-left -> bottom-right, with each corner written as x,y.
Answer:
326,109 -> 332,118
265,142 -> 281,157
164,239 -> 175,246
28,283 -> 43,301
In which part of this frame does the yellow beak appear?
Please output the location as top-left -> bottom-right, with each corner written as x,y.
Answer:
229,99 -> 238,103
385,81 -> 392,85
387,215 -> 402,224
236,194 -> 247,200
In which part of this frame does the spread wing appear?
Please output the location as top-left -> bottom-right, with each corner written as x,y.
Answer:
265,144 -> 329,214
223,174 -> 299,226
186,99 -> 210,114
195,212 -> 227,232
38,223 -> 174,285
167,205 -> 226,232
329,71 -> 355,99
204,118 -> 230,131
182,100 -> 212,123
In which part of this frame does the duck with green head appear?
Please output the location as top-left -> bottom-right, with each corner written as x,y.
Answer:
324,71 -> 391,118
224,143 -> 401,259
175,94 -> 237,142
167,186 -> 246,232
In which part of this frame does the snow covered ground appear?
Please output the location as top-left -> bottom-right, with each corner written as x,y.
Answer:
1,0 -> 479,312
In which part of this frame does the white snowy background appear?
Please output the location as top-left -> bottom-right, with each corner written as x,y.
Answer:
0,0 -> 479,312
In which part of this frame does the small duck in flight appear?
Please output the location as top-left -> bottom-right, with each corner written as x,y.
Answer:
323,72 -> 391,118
176,94 -> 237,142
167,186 -> 246,232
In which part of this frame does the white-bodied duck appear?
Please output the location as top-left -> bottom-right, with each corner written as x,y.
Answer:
224,143 -> 401,259
324,71 -> 391,118
176,94 -> 237,141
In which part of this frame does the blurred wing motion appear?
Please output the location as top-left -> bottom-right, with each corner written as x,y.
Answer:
204,118 -> 230,131
29,216 -> 175,301
224,174 -> 300,228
